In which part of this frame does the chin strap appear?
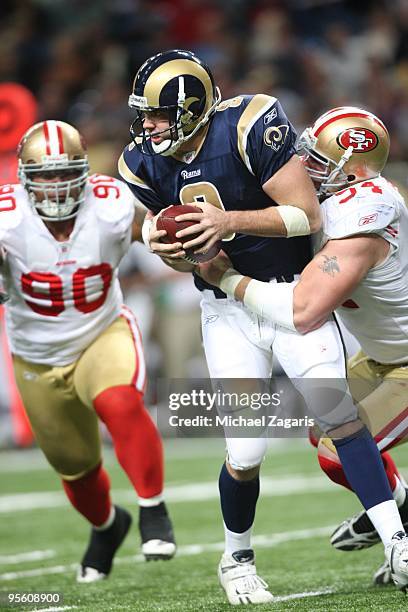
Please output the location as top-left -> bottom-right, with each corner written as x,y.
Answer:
322,146 -> 354,192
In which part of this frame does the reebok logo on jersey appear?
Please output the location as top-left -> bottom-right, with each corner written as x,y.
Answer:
358,213 -> 378,226
263,107 -> 277,125
203,314 -> 219,325
181,169 -> 201,180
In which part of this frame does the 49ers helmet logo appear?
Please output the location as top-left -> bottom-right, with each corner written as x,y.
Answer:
337,127 -> 378,152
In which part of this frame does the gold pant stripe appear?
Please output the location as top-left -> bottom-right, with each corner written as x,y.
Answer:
120,306 -> 146,392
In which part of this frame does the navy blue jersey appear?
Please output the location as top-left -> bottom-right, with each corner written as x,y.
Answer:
119,94 -> 313,294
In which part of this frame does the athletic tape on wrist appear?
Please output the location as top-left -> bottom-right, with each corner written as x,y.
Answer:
219,268 -> 245,297
277,205 -> 311,237
142,218 -> 153,250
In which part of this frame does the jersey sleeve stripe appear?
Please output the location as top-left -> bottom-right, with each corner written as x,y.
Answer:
237,94 -> 277,174
118,153 -> 153,190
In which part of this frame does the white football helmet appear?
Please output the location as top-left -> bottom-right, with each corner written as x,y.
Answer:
18,120 -> 89,220
297,106 -> 390,196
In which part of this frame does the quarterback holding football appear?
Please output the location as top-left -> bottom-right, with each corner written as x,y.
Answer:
119,49 -> 408,603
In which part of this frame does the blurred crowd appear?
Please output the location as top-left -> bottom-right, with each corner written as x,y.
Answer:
1,0 -> 408,443
1,0 -> 408,172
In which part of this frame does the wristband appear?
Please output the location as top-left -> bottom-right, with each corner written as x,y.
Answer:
219,268 -> 245,297
142,218 -> 153,250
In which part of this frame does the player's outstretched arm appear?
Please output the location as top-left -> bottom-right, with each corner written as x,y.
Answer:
198,235 -> 387,333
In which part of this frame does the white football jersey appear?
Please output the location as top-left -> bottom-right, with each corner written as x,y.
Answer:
320,176 -> 408,364
0,175 -> 136,365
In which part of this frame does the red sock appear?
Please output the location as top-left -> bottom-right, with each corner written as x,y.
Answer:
93,385 -> 163,499
318,442 -> 399,493
62,462 -> 112,526
381,451 -> 400,491
318,442 -> 352,490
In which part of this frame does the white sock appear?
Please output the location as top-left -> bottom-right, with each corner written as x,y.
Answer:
393,476 -> 407,508
139,494 -> 164,507
94,505 -> 116,531
224,523 -> 252,554
367,500 -> 404,547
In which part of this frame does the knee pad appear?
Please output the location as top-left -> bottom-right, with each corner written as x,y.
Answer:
226,437 -> 268,471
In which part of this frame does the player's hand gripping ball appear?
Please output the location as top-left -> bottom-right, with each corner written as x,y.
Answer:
156,204 -> 221,263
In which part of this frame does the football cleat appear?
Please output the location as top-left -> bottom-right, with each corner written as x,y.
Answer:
373,557 -> 393,586
77,505 -> 132,583
385,531 -> 408,590
139,502 -> 176,561
330,510 -> 380,551
218,549 -> 273,605
331,490 -> 408,551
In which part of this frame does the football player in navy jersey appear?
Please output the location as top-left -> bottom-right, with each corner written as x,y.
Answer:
119,50 -> 405,603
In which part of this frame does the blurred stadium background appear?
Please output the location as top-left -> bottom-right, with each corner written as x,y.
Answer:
1,2 -> 408,609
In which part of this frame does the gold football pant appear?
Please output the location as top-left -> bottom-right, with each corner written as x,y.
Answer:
13,310 -> 146,479
318,349 -> 408,456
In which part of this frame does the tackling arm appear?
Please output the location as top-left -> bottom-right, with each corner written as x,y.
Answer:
197,235 -> 388,333
292,235 -> 387,332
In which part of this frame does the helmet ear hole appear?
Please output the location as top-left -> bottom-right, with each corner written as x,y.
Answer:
347,174 -> 356,183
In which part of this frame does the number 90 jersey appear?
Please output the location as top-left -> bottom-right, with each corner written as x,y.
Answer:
119,94 -> 313,293
0,175 -> 135,366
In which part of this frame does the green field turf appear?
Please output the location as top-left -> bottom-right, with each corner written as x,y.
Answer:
0,439 -> 407,611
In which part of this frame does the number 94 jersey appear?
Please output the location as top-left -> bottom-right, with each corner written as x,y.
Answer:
0,175 -> 135,366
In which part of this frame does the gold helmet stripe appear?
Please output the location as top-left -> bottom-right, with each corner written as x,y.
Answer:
143,59 -> 213,109
118,152 -> 152,190
237,94 -> 277,173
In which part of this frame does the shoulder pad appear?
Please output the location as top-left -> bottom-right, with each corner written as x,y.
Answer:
236,95 -> 278,169
118,145 -> 152,191
322,189 -> 397,240
87,174 -> 135,226
0,184 -> 26,236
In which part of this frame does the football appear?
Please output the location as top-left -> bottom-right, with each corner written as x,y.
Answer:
156,204 -> 222,263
